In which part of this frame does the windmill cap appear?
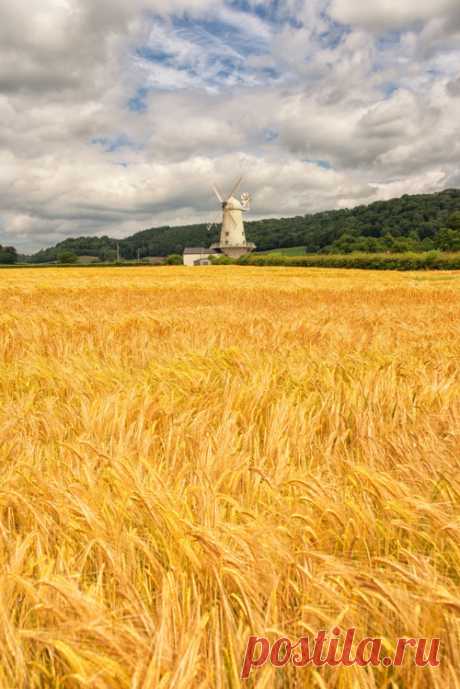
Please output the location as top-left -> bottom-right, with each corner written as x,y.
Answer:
225,196 -> 245,210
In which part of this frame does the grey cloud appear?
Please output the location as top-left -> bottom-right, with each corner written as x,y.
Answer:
446,76 -> 460,97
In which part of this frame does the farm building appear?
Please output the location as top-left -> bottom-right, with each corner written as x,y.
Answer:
183,247 -> 220,266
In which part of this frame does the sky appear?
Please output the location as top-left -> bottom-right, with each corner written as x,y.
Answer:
1,0 -> 460,252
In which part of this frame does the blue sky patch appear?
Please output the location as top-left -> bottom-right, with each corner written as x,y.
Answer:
264,128 -> 279,143
128,87 -> 149,113
306,159 -> 333,170
91,135 -> 134,153
382,82 -> 399,98
134,10 -> 280,93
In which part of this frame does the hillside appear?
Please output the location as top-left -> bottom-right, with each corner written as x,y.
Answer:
22,188 -> 460,262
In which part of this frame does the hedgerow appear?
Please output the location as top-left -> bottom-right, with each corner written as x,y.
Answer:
230,251 -> 460,270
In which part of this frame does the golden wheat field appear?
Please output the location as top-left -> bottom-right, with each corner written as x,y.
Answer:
1,265 -> 460,689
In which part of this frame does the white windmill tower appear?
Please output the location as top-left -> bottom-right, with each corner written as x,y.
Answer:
208,178 -> 256,258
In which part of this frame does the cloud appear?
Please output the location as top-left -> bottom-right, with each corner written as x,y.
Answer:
0,0 -> 460,252
447,76 -> 460,97
329,0 -> 460,32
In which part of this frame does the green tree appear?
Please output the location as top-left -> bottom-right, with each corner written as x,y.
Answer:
435,228 -> 460,251
0,245 -> 18,264
58,250 -> 78,264
100,249 -> 117,262
165,254 -> 183,265
326,233 -> 355,253
447,211 -> 460,231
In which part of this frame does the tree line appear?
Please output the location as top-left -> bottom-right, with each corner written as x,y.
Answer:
2,188 -> 460,264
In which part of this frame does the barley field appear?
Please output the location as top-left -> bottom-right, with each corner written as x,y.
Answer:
1,266 -> 460,689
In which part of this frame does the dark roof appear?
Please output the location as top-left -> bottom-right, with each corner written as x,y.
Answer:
183,247 -> 219,255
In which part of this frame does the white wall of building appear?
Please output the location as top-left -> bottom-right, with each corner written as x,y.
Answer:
183,251 -> 215,266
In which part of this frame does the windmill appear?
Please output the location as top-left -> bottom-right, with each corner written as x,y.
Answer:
208,177 -> 256,258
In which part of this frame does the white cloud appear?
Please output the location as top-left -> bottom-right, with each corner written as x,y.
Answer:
329,0 -> 460,31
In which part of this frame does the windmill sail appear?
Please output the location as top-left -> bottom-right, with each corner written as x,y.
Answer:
226,177 -> 243,202
212,185 -> 224,204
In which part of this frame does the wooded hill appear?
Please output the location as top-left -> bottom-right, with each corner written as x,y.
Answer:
20,188 -> 460,263
0,245 -> 18,264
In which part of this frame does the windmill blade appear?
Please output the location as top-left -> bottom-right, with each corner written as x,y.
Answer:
212,184 -> 224,204
226,176 -> 243,201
